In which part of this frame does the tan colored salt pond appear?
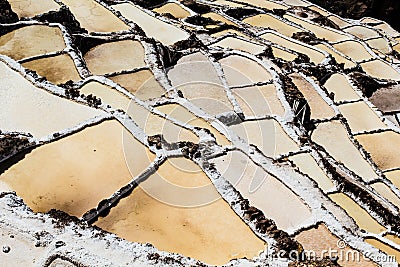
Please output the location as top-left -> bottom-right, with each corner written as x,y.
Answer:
366,238 -> 400,263
283,14 -> 349,42
0,62 -> 102,139
0,25 -> 65,60
8,0 -> 60,18
338,101 -> 387,133
243,14 -> 300,37
344,26 -> 380,40
22,54 -> 81,84
333,41 -> 373,62
371,183 -> 400,209
289,73 -> 335,120
327,15 -> 351,28
373,23 -> 399,38
214,0 -> 244,7
329,193 -> 385,234
109,69 -> 165,101
385,171 -> 400,192
203,12 -> 237,26
153,2 -> 190,19
156,104 -> 230,146
366,38 -> 391,54
230,119 -> 299,157
290,153 -> 334,192
211,36 -> 265,54
295,224 -> 377,267
79,82 -> 199,144
384,234 -> 400,246
236,0 -> 287,10
314,43 -> 356,69
324,73 -> 360,102
260,32 -> 326,64
84,40 -> 146,76
211,151 -> 311,230
356,131 -> 400,171
311,121 -> 377,182
232,84 -> 286,117
60,0 -> 129,32
360,60 -> 400,81
167,52 -> 233,116
0,120 -> 155,217
95,157 -> 265,265
220,55 -> 273,87
211,29 -> 247,38
113,3 -> 189,45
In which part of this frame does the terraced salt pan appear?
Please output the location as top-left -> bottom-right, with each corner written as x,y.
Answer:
366,38 -> 391,54
211,37 -> 265,54
283,14 -> 349,42
155,104 -> 230,146
211,29 -> 247,38
232,84 -> 285,117
360,60 -> 400,81
281,0 -> 308,6
338,101 -> 387,133
0,120 -> 155,217
0,25 -> 66,60
235,0 -> 287,10
373,23 -> 400,38
356,131 -> 400,171
289,73 -> 335,120
203,12 -> 237,26
168,52 -> 233,116
333,41 -> 373,62
260,32 -> 326,64
385,171 -> 400,192
295,224 -> 376,267
329,193 -> 386,234
60,0 -> 130,32
371,183 -> 400,209
211,150 -> 311,230
311,121 -> 378,182
384,234 -> 400,246
113,3 -> 189,45
327,15 -> 351,28
271,46 -> 298,61
366,238 -> 400,264
0,62 -> 103,139
243,14 -> 301,37
109,70 -> 165,101
230,119 -> 299,157
314,43 -> 356,69
22,53 -> 81,84
79,82 -> 199,144
324,74 -> 360,102
369,85 -> 400,113
95,157 -> 265,265
219,55 -> 273,87
8,0 -> 60,18
344,26 -> 380,40
214,0 -> 244,7
84,40 -> 146,76
153,2 -> 190,19
290,153 -> 334,192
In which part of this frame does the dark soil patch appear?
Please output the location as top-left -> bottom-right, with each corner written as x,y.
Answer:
0,0 -> 18,24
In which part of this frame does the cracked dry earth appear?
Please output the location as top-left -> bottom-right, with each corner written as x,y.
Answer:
1,0 -> 400,266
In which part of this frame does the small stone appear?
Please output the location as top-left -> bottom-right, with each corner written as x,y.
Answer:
55,241 -> 66,248
3,246 -> 10,253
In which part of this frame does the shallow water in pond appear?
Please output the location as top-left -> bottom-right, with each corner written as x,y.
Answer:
371,183 -> 400,209
360,60 -> 400,81
356,131 -> 400,171
289,153 -> 334,192
314,43 -> 356,69
95,157 -> 266,265
113,3 -> 189,45
323,74 -> 360,102
211,150 -> 311,230
243,14 -> 300,37
295,224 -> 377,267
108,69 -> 165,101
60,0 -> 130,33
344,26 -> 380,40
0,120 -> 155,217
153,3 -> 190,19
232,84 -> 285,117
22,53 -> 81,84
366,38 -> 391,54
385,171 -> 400,192
0,25 -> 65,60
311,121 -> 378,182
0,62 -> 103,139
260,32 -> 326,64
230,119 -> 299,157
289,73 -> 335,120
84,40 -> 146,76
220,55 -> 273,87
329,193 -> 386,234
79,82 -> 199,144
211,37 -> 265,54
8,0 -> 60,18
366,238 -> 400,264
338,101 -> 387,133
333,41 -> 373,62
